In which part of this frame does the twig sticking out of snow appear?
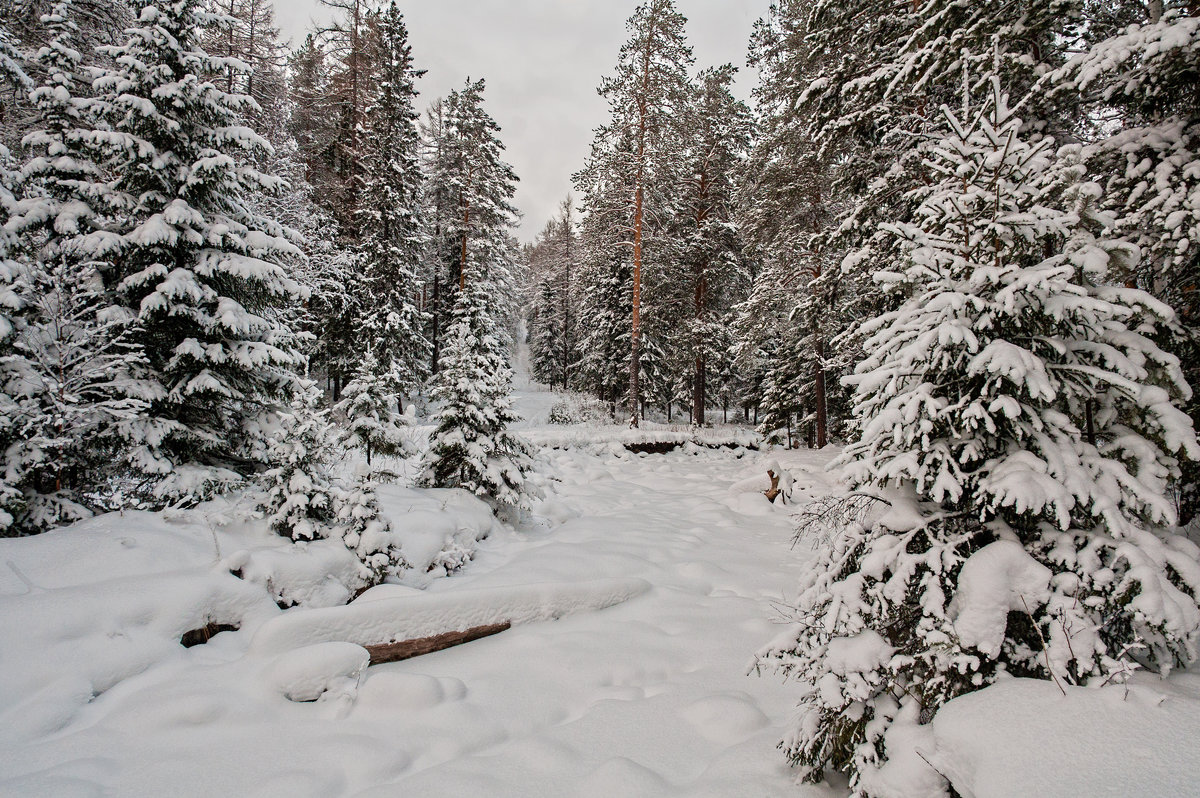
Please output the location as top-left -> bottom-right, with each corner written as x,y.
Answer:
5,560 -> 38,595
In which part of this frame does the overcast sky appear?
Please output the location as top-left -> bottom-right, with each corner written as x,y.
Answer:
272,1 -> 770,241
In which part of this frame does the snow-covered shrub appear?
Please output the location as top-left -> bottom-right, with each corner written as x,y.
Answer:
335,477 -> 407,585
547,394 -> 611,425
258,389 -> 406,585
258,398 -> 338,541
758,80 -> 1200,796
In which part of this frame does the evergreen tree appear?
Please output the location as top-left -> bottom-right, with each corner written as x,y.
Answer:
2,0 -> 151,532
288,34 -> 339,209
524,197 -> 578,390
89,0 -> 305,503
335,349 -> 411,466
419,79 -> 531,510
422,267 -> 534,510
1054,4 -> 1200,523
592,0 -> 693,426
356,1 -> 429,401
201,0 -> 288,134
677,65 -> 750,425
758,80 -> 1200,794
0,34 -> 30,532
0,0 -> 133,152
315,0 -> 377,236
258,385 -> 407,585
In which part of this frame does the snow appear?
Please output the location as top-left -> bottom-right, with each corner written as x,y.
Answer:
824,630 -> 895,676
264,642 -> 371,703
0,403 -> 839,796
250,577 -> 653,654
949,540 -> 1052,657
6,361 -> 1200,796
928,674 -> 1200,798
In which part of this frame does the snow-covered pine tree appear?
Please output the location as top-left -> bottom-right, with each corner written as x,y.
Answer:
758,79 -> 1200,795
593,0 -> 693,426
288,34 -> 340,215
0,0 -> 133,153
527,273 -> 563,387
0,38 -> 29,533
312,0 -> 378,237
356,1 -> 429,403
200,0 -> 288,135
1054,6 -> 1200,524
257,390 -> 337,542
89,0 -> 306,503
335,348 -> 411,467
420,78 -> 532,511
422,249 -> 534,511
678,64 -> 750,426
524,199 -> 579,391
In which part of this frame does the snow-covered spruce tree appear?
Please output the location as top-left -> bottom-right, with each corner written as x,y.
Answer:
421,254 -> 534,511
758,80 -> 1200,795
335,348 -> 412,467
356,1 -> 429,402
676,65 -> 751,426
257,392 -> 337,542
1054,7 -> 1200,524
257,386 -> 407,585
1,1 -> 153,533
89,0 -> 306,503
0,40 -> 29,533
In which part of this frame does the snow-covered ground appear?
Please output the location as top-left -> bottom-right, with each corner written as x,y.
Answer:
6,360 -> 1200,797
0,436 -> 839,796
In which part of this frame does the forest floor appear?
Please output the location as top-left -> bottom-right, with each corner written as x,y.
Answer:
5,368 -> 1200,797
0,368 -> 845,797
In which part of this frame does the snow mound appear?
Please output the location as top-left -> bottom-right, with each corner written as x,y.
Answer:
825,630 -> 895,675
263,642 -> 370,703
929,674 -> 1200,798
949,540 -> 1051,656
0,567 -> 278,742
225,539 -> 364,609
376,484 -> 499,582
250,577 -> 653,654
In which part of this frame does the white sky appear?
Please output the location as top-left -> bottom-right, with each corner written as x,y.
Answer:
272,0 -> 770,241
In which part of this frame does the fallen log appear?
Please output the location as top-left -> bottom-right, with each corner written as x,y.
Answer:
250,577 -> 651,656
364,621 -> 511,665
764,469 -> 783,503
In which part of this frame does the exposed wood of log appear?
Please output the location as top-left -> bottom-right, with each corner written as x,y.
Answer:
364,621 -> 512,665
764,470 -> 783,504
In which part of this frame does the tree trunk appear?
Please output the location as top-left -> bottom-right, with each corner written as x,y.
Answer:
630,178 -> 644,427
629,18 -> 657,429
431,272 -> 441,373
562,213 -> 572,389
814,333 -> 828,448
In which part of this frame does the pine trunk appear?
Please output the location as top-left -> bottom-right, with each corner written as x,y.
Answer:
431,272 -> 441,373
814,332 -> 828,448
630,179 -> 643,427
